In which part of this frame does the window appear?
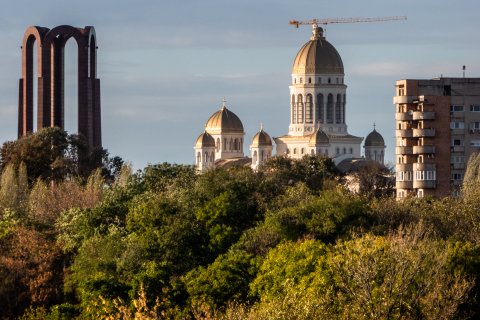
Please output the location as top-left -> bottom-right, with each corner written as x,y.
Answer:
451,156 -> 465,163
470,122 -> 480,130
349,147 -> 353,154
293,148 -> 297,155
301,148 -> 305,154
470,140 -> 480,147
343,147 -> 346,154
450,105 -> 464,112
452,173 -> 463,181
414,170 -> 436,181
299,78 -> 303,84
452,139 -> 464,146
318,77 -> 322,83
450,121 -> 464,129
418,190 -> 424,198
470,105 -> 480,112
308,77 -> 311,84
336,147 -> 340,155
328,78 -> 331,84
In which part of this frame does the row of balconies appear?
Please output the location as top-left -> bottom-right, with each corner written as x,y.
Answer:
396,163 -> 436,171
395,111 -> 436,121
396,145 -> 436,155
396,128 -> 436,138
396,180 -> 436,189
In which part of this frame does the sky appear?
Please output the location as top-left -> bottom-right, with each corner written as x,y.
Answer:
0,0 -> 479,170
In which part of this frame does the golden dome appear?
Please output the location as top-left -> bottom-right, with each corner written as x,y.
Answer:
292,25 -> 344,75
365,129 -> 385,147
205,101 -> 244,134
251,128 -> 272,147
308,128 -> 330,146
195,131 -> 215,148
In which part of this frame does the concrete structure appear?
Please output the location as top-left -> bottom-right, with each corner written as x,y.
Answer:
394,77 -> 480,198
18,25 -> 101,149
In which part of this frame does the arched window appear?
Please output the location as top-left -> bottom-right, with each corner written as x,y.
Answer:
224,138 -> 227,150
336,94 -> 342,124
204,152 -> 208,163
301,148 -> 305,154
261,150 -> 264,161
336,147 -> 340,155
318,77 -> 322,83
349,147 -> 353,154
311,149 -> 315,155
286,148 -> 290,154
342,94 -> 346,124
197,152 -> 201,165
294,148 -> 297,155
299,78 -> 303,84
325,149 -> 329,156
229,138 -> 233,150
308,77 -> 311,84
327,94 -> 334,124
343,147 -> 346,154
234,138 -> 239,151
291,94 -> 296,124
294,78 -> 296,84
305,94 -> 313,124
253,150 -> 258,163
316,94 -> 324,123
328,78 -> 331,84
210,151 -> 215,162
240,138 -> 243,151
216,138 -> 220,152
297,94 -> 304,123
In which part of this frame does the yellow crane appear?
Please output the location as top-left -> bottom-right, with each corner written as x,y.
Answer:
289,16 -> 407,28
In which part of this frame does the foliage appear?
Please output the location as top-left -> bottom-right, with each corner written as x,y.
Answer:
2,159 -> 480,319
0,127 -> 123,184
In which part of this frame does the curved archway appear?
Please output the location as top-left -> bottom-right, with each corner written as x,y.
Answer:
18,25 -> 102,149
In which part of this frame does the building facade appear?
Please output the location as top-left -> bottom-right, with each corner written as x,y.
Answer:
194,24 -> 386,172
273,24 -> 364,163
394,77 -> 480,198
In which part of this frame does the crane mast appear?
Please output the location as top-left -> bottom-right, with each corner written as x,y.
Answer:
289,16 -> 407,28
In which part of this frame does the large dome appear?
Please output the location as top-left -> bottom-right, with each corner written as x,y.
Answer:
292,25 -> 344,75
251,128 -> 272,147
365,129 -> 385,147
205,102 -> 244,134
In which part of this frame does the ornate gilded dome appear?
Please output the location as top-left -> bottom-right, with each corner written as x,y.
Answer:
365,128 -> 385,147
292,25 -> 344,75
205,101 -> 244,134
251,127 -> 272,147
195,131 -> 215,148
309,128 -> 330,146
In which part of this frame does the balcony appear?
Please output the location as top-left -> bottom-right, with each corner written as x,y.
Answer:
393,96 -> 415,104
413,180 -> 436,189
412,111 -> 435,120
414,163 -> 436,171
452,163 -> 465,170
396,181 -> 413,189
396,113 -> 413,121
412,128 -> 435,137
451,145 -> 465,152
396,129 -> 413,138
396,163 -> 413,171
413,145 -> 436,154
396,146 -> 413,155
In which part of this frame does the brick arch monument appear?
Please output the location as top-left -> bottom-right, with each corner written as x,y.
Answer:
18,25 -> 101,149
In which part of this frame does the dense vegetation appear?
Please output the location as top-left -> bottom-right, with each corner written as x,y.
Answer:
1,128 -> 480,319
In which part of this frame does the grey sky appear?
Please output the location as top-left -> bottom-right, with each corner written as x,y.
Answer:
1,0 -> 479,169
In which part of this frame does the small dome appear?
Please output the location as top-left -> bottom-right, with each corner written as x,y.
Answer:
365,129 -> 385,147
195,131 -> 215,148
309,128 -> 329,146
251,128 -> 272,147
205,101 -> 244,134
292,25 -> 344,75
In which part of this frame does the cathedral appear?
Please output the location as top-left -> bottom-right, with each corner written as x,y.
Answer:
194,24 -> 385,171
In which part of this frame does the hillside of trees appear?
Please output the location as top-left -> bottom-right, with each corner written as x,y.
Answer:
1,129 -> 480,319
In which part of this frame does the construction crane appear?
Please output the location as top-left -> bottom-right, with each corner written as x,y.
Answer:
289,16 -> 407,28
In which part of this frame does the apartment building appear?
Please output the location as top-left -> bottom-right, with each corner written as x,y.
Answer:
394,78 -> 480,198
